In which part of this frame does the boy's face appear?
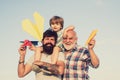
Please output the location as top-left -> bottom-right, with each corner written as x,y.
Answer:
51,23 -> 62,32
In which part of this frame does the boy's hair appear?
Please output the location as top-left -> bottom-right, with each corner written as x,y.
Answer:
42,29 -> 58,44
49,16 -> 64,30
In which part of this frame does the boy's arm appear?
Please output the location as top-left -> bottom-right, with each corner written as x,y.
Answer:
51,46 -> 61,64
34,46 -> 43,61
56,60 -> 65,75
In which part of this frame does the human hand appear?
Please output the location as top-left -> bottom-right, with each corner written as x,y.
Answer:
29,44 -> 36,51
88,39 -> 96,49
18,45 -> 27,56
63,25 -> 75,37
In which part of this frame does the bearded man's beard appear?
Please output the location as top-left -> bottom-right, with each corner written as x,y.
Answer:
43,43 -> 55,55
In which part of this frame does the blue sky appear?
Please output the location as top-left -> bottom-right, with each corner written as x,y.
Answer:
0,0 -> 120,80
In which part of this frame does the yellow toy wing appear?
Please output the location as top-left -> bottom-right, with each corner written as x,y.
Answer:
22,19 -> 41,41
85,29 -> 98,46
33,12 -> 44,41
22,12 -> 44,41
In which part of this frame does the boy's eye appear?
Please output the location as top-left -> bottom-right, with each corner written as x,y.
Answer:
51,23 -> 55,25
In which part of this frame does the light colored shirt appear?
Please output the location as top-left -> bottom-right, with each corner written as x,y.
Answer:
27,52 -> 65,80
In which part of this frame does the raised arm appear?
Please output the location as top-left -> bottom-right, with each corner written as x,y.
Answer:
18,45 -> 32,77
88,39 -> 100,68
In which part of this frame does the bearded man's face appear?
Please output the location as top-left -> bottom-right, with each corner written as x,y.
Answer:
43,43 -> 55,55
42,37 -> 56,55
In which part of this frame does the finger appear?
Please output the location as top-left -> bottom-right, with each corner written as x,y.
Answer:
20,46 -> 26,51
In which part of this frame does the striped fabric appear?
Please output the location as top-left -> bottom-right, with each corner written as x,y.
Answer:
48,28 -> 63,47
63,45 -> 94,80
56,30 -> 63,47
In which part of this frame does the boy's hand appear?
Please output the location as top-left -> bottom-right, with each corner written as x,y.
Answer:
29,44 -> 36,51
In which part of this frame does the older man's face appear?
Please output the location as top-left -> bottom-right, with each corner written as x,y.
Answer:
62,30 -> 77,51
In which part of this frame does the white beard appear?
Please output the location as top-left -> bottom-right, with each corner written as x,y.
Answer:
63,40 -> 77,50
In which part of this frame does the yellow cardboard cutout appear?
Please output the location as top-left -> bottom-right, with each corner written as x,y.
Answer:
85,29 -> 98,46
22,12 -> 44,41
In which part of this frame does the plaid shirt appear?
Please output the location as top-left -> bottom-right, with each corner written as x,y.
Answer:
63,45 -> 94,80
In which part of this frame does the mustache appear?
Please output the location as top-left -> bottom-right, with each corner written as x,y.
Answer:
45,43 -> 54,46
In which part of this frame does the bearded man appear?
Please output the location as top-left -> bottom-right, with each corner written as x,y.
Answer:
18,30 -> 65,80
62,26 -> 100,80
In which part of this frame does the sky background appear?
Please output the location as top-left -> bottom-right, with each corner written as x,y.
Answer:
0,0 -> 120,80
